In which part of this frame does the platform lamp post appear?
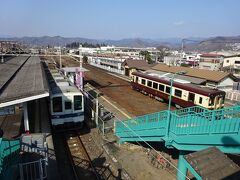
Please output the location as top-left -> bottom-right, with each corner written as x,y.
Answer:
76,44 -> 84,91
166,71 -> 187,138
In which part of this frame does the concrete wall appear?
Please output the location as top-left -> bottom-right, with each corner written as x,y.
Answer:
199,62 -> 221,71
223,57 -> 240,67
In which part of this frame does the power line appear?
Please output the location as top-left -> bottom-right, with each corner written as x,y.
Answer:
83,87 -> 190,180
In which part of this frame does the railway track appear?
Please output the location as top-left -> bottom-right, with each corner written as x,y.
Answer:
55,127 -> 118,180
65,130 -> 99,180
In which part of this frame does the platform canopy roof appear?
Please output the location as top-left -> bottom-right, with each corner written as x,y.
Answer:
61,67 -> 89,73
0,56 -> 49,108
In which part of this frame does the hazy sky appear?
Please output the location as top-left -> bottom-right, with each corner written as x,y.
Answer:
0,0 -> 239,39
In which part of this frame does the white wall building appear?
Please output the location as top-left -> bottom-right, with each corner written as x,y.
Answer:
223,56 -> 240,77
89,56 -> 125,74
199,62 -> 222,71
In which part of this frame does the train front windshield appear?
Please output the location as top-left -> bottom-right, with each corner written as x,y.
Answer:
52,97 -> 63,113
74,95 -> 83,111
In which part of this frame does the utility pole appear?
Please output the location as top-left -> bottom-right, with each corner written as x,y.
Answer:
79,44 -> 82,69
59,47 -> 62,69
181,39 -> 185,54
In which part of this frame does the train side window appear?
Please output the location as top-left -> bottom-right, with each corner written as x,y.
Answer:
153,82 -> 158,89
141,79 -> 146,85
74,95 -> 82,111
165,86 -> 170,94
188,93 -> 195,103
52,97 -> 62,112
147,81 -> 152,87
65,101 -> 72,110
159,84 -> 165,91
174,89 -> 182,98
199,97 -> 203,104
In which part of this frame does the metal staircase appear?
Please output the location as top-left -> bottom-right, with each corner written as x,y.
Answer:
19,133 -> 48,180
0,138 -> 21,180
0,133 -> 48,180
116,106 -> 240,153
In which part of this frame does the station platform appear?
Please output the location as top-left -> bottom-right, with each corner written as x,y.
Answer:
0,106 -> 23,139
84,83 -> 133,137
28,97 -> 60,180
0,56 -> 59,179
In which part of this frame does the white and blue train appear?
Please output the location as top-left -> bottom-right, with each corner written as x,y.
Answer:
46,64 -> 84,127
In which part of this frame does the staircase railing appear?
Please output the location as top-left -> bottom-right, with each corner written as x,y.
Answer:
116,110 -> 168,133
170,106 -> 240,136
0,138 -> 21,178
116,106 -> 240,143
19,159 -> 47,180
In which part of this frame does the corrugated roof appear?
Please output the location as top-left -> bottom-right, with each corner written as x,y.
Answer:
123,59 -> 150,70
151,64 -> 230,82
0,56 -> 49,107
200,53 -> 223,57
0,56 -> 28,90
145,70 -> 206,85
184,147 -> 240,179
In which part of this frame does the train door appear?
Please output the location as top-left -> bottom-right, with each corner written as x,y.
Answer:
188,93 -> 195,103
73,95 -> 83,112
64,95 -> 73,114
219,95 -> 225,107
214,96 -> 218,109
215,95 -> 224,109
135,76 -> 139,83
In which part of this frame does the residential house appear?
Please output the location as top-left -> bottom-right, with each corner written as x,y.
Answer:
223,55 -> 240,78
199,53 -> 224,71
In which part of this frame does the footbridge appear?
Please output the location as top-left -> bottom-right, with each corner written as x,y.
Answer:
116,105 -> 240,179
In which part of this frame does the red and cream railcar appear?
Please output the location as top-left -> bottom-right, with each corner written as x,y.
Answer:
131,71 -> 225,109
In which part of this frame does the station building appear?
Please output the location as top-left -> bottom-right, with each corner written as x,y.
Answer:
122,59 -> 150,77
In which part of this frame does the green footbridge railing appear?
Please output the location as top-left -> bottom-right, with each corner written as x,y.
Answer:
0,138 -> 21,179
116,105 -> 240,153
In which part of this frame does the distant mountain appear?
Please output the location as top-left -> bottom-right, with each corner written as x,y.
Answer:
0,36 -> 102,47
0,36 -> 187,48
184,36 -> 240,52
1,35 -> 240,51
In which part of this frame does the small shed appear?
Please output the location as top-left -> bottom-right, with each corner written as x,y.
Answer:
122,59 -> 150,77
178,147 -> 240,180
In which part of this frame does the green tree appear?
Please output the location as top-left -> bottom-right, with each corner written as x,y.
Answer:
157,48 -> 170,62
140,50 -> 153,64
180,63 -> 191,67
83,55 -> 88,64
